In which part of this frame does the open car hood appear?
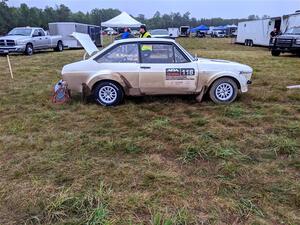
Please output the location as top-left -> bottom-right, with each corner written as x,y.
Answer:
71,32 -> 99,56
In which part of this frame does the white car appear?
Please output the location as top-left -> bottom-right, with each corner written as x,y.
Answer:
61,35 -> 253,106
150,29 -> 174,39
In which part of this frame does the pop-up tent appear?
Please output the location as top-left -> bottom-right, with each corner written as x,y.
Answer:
213,26 -> 227,31
101,12 -> 142,28
190,25 -> 209,33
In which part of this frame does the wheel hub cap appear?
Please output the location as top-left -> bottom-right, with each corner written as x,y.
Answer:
215,83 -> 234,101
99,86 -> 117,104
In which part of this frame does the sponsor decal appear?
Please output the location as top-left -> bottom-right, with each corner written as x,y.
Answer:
166,68 -> 195,80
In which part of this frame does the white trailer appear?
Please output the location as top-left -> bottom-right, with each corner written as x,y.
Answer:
179,26 -> 190,37
236,17 -> 282,47
168,28 -> 179,38
48,22 -> 102,48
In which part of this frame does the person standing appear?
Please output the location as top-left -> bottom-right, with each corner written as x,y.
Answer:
121,27 -> 131,39
270,28 -> 278,45
139,25 -> 151,38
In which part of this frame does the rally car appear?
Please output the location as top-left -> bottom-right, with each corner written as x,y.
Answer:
61,34 -> 253,106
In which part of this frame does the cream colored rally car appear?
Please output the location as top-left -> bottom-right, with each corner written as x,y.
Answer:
61,36 -> 253,106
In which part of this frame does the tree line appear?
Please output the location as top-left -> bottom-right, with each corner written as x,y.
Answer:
0,0 -> 268,34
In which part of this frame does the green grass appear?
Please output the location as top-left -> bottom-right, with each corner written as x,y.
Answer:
0,38 -> 299,224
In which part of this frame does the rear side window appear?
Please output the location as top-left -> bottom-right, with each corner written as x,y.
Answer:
140,43 -> 174,63
96,43 -> 139,63
174,47 -> 188,63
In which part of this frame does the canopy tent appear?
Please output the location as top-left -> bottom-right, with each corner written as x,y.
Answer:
213,26 -> 227,31
101,12 -> 142,28
190,25 -> 209,33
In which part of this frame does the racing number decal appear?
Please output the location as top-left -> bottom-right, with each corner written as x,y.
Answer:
166,68 -> 195,80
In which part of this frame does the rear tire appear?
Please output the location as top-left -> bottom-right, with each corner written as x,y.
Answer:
54,41 -> 63,52
25,43 -> 33,56
93,81 -> 124,106
209,78 -> 238,104
271,50 -> 281,56
249,40 -> 253,47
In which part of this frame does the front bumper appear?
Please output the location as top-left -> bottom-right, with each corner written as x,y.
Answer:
0,45 -> 26,54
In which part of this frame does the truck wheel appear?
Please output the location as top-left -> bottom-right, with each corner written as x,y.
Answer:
209,78 -> 238,104
55,41 -> 63,52
244,40 -> 248,46
271,50 -> 281,56
249,40 -> 253,47
93,81 -> 124,106
25,44 -> 33,56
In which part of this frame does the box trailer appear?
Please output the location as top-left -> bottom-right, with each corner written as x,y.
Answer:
179,26 -> 190,37
49,22 -> 102,48
236,17 -> 281,47
168,28 -> 179,38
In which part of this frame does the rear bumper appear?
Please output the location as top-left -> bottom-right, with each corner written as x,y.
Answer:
0,46 -> 25,54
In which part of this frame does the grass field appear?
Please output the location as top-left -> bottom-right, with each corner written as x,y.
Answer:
0,38 -> 299,225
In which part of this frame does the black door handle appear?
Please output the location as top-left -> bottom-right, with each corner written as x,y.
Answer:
140,66 -> 151,69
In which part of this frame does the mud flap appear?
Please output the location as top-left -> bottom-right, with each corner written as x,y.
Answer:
82,83 -> 91,104
195,87 -> 206,103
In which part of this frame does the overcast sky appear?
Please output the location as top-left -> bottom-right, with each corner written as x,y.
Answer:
7,0 -> 300,19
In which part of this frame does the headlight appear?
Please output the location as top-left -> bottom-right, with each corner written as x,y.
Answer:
240,71 -> 252,80
17,40 -> 27,45
295,39 -> 300,45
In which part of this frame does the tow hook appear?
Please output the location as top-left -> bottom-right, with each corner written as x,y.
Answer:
247,80 -> 252,85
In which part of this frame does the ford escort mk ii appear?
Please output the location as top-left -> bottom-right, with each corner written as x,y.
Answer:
61,38 -> 253,106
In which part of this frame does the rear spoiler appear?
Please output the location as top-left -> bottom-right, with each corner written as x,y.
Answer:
71,32 -> 99,56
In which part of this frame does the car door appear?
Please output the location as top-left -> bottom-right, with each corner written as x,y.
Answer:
32,29 -> 45,49
139,42 -> 198,94
38,29 -> 50,48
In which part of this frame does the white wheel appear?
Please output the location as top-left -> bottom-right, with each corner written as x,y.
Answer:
215,83 -> 234,101
99,85 -> 117,104
209,78 -> 238,104
93,81 -> 124,106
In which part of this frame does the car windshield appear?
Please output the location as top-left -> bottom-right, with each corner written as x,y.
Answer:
8,28 -> 32,36
285,27 -> 300,35
176,42 -> 196,61
151,29 -> 169,35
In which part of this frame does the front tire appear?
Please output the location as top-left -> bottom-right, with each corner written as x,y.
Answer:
93,81 -> 124,106
209,78 -> 238,104
54,41 -> 63,52
271,50 -> 281,56
25,43 -> 33,56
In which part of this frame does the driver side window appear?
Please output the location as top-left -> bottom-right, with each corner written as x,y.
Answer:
96,43 -> 139,63
32,29 -> 39,37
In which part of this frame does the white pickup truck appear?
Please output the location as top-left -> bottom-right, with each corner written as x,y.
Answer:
0,27 -> 63,55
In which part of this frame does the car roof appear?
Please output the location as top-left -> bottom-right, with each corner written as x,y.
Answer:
14,27 -> 41,29
113,38 -> 176,44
